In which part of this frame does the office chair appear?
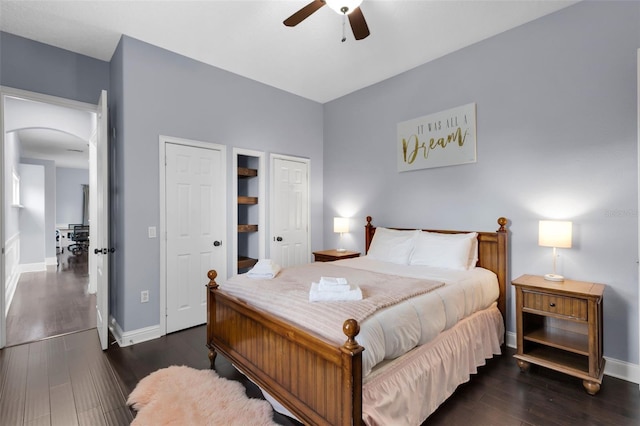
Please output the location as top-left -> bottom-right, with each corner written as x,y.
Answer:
69,224 -> 90,255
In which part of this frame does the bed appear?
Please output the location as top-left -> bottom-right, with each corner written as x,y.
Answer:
206,216 -> 508,425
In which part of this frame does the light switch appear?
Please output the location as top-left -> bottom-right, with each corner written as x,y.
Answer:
148,226 -> 157,238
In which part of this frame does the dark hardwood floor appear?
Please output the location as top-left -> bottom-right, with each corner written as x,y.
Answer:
0,329 -> 131,425
2,325 -> 639,425
6,250 -> 95,346
106,325 -> 640,426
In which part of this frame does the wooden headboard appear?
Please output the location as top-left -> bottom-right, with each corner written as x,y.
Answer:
364,216 -> 509,319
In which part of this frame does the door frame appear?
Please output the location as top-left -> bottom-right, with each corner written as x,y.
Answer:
158,135 -> 227,336
269,153 -> 311,264
0,86 -> 101,349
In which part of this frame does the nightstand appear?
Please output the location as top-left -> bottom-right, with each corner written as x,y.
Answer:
512,274 -> 605,395
312,249 -> 360,262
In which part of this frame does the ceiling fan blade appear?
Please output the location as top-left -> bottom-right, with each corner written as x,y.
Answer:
283,0 -> 326,27
348,7 -> 370,40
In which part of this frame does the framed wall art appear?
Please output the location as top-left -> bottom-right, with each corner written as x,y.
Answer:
397,103 -> 477,172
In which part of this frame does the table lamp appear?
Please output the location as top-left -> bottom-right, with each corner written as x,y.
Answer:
538,220 -> 572,282
334,217 -> 349,252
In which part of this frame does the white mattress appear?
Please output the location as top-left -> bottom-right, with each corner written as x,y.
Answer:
332,256 -> 500,376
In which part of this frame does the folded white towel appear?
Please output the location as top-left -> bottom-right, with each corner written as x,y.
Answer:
247,263 -> 281,279
309,282 -> 362,302
318,276 -> 349,292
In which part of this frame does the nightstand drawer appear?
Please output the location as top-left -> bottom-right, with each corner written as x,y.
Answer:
522,290 -> 587,321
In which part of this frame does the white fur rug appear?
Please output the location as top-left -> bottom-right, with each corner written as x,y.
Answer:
127,365 -> 278,425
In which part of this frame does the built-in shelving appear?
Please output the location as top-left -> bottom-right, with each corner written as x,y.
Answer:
235,151 -> 264,274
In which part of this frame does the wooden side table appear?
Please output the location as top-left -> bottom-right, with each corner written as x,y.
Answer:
313,249 -> 360,262
512,274 -> 605,395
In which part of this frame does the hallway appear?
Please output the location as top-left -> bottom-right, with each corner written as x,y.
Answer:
6,250 -> 96,346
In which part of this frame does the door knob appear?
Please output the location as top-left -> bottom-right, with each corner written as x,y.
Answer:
213,241 -> 222,247
276,236 -> 283,242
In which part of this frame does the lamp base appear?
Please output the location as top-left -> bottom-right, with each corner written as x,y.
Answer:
544,273 -> 565,282
336,248 -> 346,252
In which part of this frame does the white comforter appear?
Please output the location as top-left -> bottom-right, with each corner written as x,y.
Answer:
224,256 -> 499,377
335,257 -> 499,376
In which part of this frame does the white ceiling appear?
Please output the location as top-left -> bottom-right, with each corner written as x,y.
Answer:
18,128 -> 90,169
0,0 -> 579,104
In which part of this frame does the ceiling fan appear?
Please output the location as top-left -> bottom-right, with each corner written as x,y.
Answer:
284,0 -> 370,41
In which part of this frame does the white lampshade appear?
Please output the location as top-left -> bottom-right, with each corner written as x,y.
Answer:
538,220 -> 572,248
325,0 -> 363,14
334,217 -> 350,234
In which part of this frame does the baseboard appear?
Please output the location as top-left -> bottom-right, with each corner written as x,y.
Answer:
19,262 -> 46,273
5,271 -> 19,316
109,315 -> 162,347
4,233 -> 20,315
505,331 -> 640,385
45,256 -> 58,267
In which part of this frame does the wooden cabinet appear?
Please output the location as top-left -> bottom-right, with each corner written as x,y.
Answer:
313,250 -> 360,262
235,154 -> 264,274
512,274 -> 605,395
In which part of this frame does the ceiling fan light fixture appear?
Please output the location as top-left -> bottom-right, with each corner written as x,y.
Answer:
325,0 -> 363,15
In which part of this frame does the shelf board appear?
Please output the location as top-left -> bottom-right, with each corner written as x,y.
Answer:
238,167 -> 258,178
524,327 -> 589,356
237,196 -> 258,205
238,224 -> 258,233
237,256 -> 258,269
515,346 -> 601,382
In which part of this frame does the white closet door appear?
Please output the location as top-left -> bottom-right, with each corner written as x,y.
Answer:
165,142 -> 224,333
270,156 -> 309,268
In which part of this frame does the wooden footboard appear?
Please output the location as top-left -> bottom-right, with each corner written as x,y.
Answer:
206,270 -> 364,426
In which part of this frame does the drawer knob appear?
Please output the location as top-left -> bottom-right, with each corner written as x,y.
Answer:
549,302 -> 556,307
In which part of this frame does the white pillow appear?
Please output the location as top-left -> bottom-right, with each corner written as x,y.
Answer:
410,231 -> 478,270
367,228 -> 420,265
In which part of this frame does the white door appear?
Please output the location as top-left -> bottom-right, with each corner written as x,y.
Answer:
165,142 -> 225,333
270,156 -> 310,267
94,90 -> 110,350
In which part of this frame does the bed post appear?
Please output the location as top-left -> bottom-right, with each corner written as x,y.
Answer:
341,319 -> 364,425
496,217 -> 508,320
206,270 -> 218,369
365,216 -> 374,254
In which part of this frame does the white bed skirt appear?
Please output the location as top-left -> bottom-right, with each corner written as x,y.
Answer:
362,304 -> 504,425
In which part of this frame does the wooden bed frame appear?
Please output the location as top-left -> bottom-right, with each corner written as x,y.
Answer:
206,216 -> 508,426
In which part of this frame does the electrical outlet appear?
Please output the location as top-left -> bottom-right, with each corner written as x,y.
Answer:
141,290 -> 149,303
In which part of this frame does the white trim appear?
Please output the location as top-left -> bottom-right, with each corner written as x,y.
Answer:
506,331 -> 640,385
158,135 -> 227,337
637,48 -> 640,391
4,234 -> 20,316
0,86 -> 98,113
1,86 -> 101,349
269,153 -> 312,263
506,330 -> 517,349
45,257 -> 57,267
109,315 -> 162,347
232,148 -> 266,274
19,263 -> 46,273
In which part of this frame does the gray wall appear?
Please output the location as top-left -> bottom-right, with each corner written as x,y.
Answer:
55,167 -> 89,226
323,1 -> 640,364
1,2 -> 639,366
0,32 -> 110,105
112,36 -> 323,331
